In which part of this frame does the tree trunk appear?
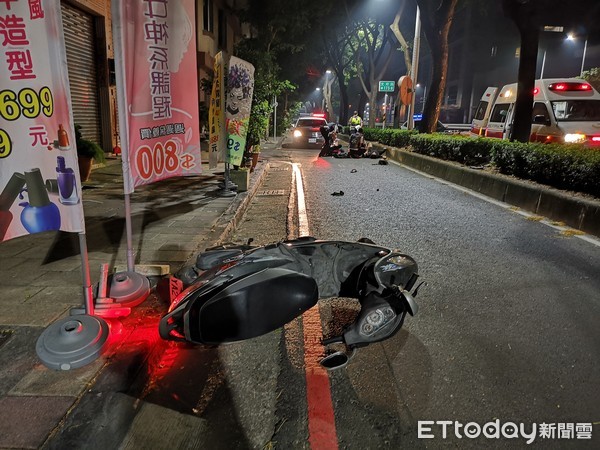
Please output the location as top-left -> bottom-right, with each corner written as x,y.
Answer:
501,0 -> 546,142
420,31 -> 450,133
417,0 -> 458,133
368,90 -> 377,128
339,82 -> 349,125
509,11 -> 539,142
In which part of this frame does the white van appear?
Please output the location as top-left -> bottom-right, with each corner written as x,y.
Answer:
470,87 -> 498,137
470,78 -> 600,146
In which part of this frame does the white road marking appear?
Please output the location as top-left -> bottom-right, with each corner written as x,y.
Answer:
292,163 -> 310,237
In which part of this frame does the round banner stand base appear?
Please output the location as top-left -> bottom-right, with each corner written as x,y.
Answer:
105,270 -> 151,308
36,314 -> 110,371
218,180 -> 238,190
218,188 -> 237,197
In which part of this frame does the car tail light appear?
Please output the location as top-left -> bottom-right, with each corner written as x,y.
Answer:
590,136 -> 600,145
548,82 -> 593,92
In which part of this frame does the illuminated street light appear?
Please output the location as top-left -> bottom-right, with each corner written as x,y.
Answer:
567,33 -> 588,77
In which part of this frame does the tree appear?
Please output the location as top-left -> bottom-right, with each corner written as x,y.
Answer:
415,0 -> 459,134
348,19 -> 398,127
581,68 -> 600,92
235,0 -> 318,141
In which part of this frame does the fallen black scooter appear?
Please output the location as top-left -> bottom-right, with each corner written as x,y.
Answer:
159,237 -> 423,370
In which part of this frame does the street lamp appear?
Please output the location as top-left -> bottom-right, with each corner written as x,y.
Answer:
567,33 -> 588,77
416,83 -> 426,113
323,70 -> 333,117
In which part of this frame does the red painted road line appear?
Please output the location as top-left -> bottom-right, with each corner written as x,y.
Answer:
303,306 -> 338,450
292,163 -> 338,450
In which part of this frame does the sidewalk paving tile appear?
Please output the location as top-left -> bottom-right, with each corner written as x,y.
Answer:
0,395 -> 75,449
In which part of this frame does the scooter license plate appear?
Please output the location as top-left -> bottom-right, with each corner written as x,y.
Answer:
308,138 -> 316,143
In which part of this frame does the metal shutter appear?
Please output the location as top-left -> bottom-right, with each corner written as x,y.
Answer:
60,2 -> 101,145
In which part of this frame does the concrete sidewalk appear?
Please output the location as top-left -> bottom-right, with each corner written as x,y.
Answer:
0,146 -> 273,449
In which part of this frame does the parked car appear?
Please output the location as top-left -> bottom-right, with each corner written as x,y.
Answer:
286,116 -> 328,148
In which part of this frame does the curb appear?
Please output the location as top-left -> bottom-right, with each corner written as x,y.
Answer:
369,141 -> 600,238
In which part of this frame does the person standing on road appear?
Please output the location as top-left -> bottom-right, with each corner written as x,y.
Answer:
348,111 -> 363,128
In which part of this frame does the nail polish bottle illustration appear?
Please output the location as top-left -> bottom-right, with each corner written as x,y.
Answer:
0,173 -> 26,241
19,169 -> 61,234
58,124 -> 70,151
54,156 -> 79,205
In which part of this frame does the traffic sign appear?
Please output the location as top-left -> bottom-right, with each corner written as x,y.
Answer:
378,81 -> 395,92
398,76 -> 413,105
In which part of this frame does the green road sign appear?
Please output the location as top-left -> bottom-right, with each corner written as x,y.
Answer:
378,81 -> 395,92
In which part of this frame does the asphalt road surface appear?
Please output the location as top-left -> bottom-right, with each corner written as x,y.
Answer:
274,144 -> 600,449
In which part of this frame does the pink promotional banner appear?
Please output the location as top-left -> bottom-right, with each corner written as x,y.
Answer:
0,0 -> 85,242
112,0 -> 201,194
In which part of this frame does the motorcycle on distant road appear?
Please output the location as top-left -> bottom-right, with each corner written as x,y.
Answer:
159,237 -> 423,370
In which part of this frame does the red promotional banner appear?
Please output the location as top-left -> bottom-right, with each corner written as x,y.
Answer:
0,0 -> 86,242
112,0 -> 201,194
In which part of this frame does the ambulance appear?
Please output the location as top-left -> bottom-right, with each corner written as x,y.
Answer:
470,78 -> 600,146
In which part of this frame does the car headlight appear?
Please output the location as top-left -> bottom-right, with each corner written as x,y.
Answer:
293,130 -> 302,138
564,133 -> 586,143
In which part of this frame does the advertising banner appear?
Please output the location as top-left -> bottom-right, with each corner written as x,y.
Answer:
208,51 -> 225,169
225,56 -> 255,166
0,0 -> 85,242
112,0 -> 201,194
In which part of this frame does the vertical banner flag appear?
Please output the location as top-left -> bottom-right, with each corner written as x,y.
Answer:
0,0 -> 85,242
225,56 -> 254,166
208,51 -> 225,169
112,0 -> 201,194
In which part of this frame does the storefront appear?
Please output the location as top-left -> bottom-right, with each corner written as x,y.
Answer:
60,0 -> 113,153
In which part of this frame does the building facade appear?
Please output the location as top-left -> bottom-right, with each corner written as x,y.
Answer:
57,0 -> 245,156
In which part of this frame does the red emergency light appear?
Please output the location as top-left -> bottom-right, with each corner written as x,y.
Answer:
312,113 -> 326,118
548,82 -> 593,92
533,88 -> 539,95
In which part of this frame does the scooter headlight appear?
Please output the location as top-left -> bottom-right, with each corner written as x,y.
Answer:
564,133 -> 586,143
293,130 -> 302,138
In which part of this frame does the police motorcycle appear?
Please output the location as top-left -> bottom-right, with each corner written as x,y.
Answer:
159,237 -> 423,370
